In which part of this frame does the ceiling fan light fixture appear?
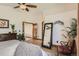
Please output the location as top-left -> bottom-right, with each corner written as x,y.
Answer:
14,3 -> 37,12
20,5 -> 26,9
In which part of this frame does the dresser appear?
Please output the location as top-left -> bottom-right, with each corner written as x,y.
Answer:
0,33 -> 17,41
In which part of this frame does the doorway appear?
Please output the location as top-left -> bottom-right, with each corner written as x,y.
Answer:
22,22 -> 37,41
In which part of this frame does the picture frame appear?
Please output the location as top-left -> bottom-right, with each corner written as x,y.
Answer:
42,23 -> 53,49
0,19 -> 9,28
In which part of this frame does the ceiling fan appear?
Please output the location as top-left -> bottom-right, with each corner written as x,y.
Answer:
14,3 -> 37,12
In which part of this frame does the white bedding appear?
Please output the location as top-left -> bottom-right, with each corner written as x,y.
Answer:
0,40 -> 47,56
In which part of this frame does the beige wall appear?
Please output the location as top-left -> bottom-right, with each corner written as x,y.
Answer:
36,3 -> 77,40
0,3 -> 77,40
0,5 -> 41,34
42,10 -> 77,45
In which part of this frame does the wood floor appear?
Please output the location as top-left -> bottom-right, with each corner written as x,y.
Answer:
25,38 -> 57,56
25,38 -> 76,56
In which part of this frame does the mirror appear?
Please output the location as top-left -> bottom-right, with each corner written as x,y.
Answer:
42,23 -> 53,49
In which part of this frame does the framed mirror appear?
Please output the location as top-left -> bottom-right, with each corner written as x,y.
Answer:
42,23 -> 53,49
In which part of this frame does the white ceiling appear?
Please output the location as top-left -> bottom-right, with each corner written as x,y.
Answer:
0,3 -> 77,9
0,3 -> 77,15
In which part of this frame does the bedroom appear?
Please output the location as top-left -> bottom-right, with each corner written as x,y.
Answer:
0,3 -> 78,56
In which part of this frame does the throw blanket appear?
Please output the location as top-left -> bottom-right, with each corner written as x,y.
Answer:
14,41 -> 43,56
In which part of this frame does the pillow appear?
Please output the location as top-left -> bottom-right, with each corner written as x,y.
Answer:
67,39 -> 73,47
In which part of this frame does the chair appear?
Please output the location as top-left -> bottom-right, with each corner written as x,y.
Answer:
57,40 -> 75,56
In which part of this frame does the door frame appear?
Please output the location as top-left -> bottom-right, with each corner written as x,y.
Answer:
77,4 -> 79,56
22,21 -> 37,39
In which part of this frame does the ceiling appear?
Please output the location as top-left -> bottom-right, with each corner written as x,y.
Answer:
0,3 -> 77,9
0,3 -> 77,15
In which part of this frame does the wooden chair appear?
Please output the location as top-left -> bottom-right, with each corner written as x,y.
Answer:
57,40 -> 75,56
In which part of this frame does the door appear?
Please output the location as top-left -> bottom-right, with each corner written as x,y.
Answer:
24,23 -> 33,38
23,22 -> 37,41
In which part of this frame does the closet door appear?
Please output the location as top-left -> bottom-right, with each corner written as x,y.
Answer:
33,24 -> 37,39
23,22 -> 37,41
24,23 -> 33,39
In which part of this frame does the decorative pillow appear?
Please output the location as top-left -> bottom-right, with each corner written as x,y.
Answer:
67,39 -> 73,47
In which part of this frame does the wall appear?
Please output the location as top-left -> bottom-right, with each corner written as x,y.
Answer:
0,4 -> 77,45
40,10 -> 77,45
36,3 -> 77,40
0,5 -> 41,34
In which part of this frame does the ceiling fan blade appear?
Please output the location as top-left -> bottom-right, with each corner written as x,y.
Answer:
14,6 -> 19,8
22,3 -> 26,5
18,3 -> 21,5
26,5 -> 37,8
25,8 -> 29,12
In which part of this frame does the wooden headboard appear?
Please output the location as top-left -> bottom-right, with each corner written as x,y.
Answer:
0,33 -> 17,42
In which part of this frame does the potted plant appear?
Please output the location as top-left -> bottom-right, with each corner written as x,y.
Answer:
63,18 -> 77,40
17,30 -> 25,41
10,24 -> 15,33
62,18 -> 77,55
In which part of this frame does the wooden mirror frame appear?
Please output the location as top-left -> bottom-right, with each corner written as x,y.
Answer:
42,23 -> 53,49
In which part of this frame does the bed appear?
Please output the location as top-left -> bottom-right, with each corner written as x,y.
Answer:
0,40 -> 47,56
